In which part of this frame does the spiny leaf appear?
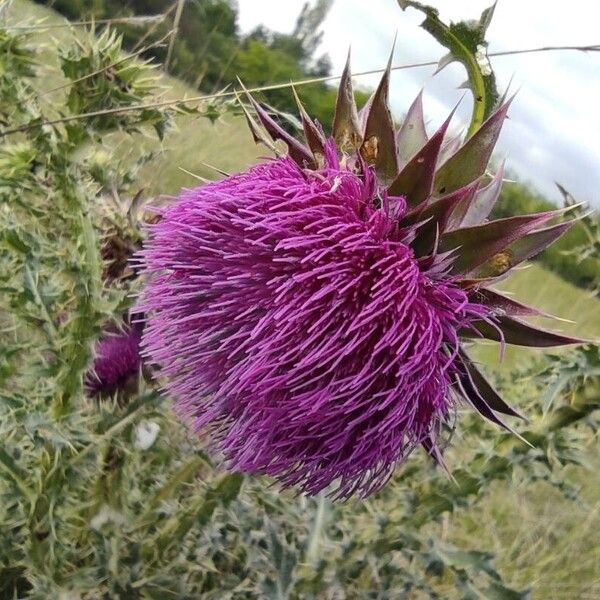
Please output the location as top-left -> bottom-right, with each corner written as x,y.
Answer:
455,371 -> 529,444
434,52 -> 454,75
360,47 -> 398,183
435,545 -> 496,577
437,129 -> 463,167
331,50 -> 362,149
0,445 -> 34,501
212,472 -> 244,506
3,229 -> 31,254
388,106 -> 456,206
459,350 -> 526,419
235,90 -> 280,155
483,580 -> 531,600
407,181 -> 480,257
434,99 -> 512,196
265,524 -> 298,598
147,454 -> 210,510
396,90 -> 428,165
472,288 -> 552,319
398,1 -> 499,136
421,435 -> 453,477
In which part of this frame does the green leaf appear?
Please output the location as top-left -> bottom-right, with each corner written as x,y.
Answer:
436,546 -> 495,576
148,454 -> 210,510
3,229 -> 30,254
195,499 -> 218,529
212,472 -> 244,506
264,524 -> 297,599
0,393 -> 26,411
0,567 -> 31,599
0,445 -> 34,501
483,580 -> 531,600
398,1 -> 499,136
542,373 -> 572,413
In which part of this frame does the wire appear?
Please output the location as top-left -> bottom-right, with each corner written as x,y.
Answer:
4,15 -> 167,30
1,43 -> 599,138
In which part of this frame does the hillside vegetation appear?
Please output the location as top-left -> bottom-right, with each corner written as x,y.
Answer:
9,0 -> 263,187
32,0 -> 371,129
32,0 -> 600,290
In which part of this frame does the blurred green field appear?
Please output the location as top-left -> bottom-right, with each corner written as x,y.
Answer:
6,1 -> 600,597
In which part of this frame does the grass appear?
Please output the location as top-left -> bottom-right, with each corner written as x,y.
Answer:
5,1 -> 600,598
445,470 -> 600,599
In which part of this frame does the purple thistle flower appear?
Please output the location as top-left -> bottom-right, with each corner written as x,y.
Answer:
139,151 -> 492,498
137,58 -> 584,499
85,322 -> 142,397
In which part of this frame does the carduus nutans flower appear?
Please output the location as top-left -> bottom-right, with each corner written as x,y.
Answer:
138,55 -> 584,499
85,319 -> 142,397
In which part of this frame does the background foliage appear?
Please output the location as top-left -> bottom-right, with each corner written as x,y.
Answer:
34,0 -> 371,128
1,1 -> 599,598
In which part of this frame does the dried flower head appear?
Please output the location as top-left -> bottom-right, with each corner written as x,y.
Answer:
137,57 -> 583,499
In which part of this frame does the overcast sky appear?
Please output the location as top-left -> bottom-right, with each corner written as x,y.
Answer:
237,0 -> 600,206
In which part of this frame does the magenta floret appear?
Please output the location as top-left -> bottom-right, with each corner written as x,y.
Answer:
86,324 -> 142,396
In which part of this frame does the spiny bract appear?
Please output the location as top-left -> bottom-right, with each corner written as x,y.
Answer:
138,56 -> 583,499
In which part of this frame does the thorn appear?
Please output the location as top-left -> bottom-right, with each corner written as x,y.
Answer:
178,167 -> 210,183
562,201 -> 587,213
499,73 -> 516,104
390,31 -> 398,63
291,83 -> 303,110
551,316 -> 576,324
510,428 -> 536,449
198,161 -> 230,177
235,76 -> 255,102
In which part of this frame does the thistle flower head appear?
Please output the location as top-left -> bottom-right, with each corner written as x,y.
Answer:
85,321 -> 142,397
138,57 -> 583,499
